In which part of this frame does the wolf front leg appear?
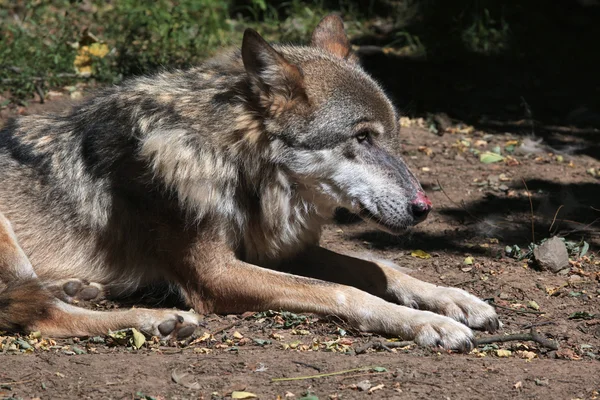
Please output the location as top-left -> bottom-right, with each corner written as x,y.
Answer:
285,246 -> 500,333
177,248 -> 476,352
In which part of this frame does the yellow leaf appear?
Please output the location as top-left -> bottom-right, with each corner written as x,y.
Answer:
411,250 -> 431,259
232,331 -> 244,339
464,256 -> 474,265
88,42 -> 109,58
74,43 -> 109,77
496,349 -> 512,357
232,391 -> 257,399
131,328 -> 145,349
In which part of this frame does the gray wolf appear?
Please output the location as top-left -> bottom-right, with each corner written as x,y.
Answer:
0,15 -> 498,350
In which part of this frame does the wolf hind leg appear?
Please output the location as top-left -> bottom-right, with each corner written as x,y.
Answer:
0,212 -> 37,283
1,279 -> 201,339
0,212 -> 200,339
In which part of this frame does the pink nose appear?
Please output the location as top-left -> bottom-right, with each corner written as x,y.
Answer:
411,191 -> 432,220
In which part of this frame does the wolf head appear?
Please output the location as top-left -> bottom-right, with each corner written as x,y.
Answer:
242,15 -> 431,234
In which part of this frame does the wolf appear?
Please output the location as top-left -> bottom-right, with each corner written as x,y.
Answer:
0,15 -> 499,350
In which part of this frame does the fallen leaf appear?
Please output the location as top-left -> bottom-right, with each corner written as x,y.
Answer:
298,395 -> 319,400
171,369 -> 201,390
517,350 -> 537,360
528,301 -> 540,311
514,381 -> 522,390
232,331 -> 244,339
232,391 -> 258,399
464,256 -> 474,265
411,250 -> 431,259
480,151 -> 505,164
418,146 -> 433,156
131,328 -> 145,349
496,349 -> 512,357
368,384 -> 385,394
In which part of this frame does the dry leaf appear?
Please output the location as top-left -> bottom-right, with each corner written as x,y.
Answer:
411,250 -> 431,259
231,391 -> 258,399
368,384 -> 385,394
496,349 -> 512,357
514,381 -> 523,390
131,328 -> 145,349
171,369 -> 201,390
233,331 -> 244,339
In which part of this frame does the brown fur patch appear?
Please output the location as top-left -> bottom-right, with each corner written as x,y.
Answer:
0,279 -> 53,332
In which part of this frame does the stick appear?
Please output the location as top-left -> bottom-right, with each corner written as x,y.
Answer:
476,328 -> 558,350
0,378 -> 37,386
549,205 -> 564,233
490,301 -> 546,315
521,177 -> 535,243
272,366 -> 377,382
355,340 -> 414,354
520,321 -> 554,330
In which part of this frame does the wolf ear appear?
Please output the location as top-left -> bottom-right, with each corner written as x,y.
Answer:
242,28 -> 305,100
311,15 -> 354,60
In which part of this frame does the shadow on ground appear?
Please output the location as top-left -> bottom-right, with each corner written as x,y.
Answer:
354,0 -> 600,159
337,179 -> 600,254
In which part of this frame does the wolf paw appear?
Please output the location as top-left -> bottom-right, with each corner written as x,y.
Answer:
47,279 -> 106,303
423,287 -> 500,332
139,310 -> 201,340
412,312 -> 475,352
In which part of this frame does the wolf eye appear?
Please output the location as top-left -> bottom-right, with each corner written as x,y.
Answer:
355,130 -> 370,143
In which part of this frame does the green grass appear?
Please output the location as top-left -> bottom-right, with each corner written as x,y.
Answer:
0,1 -> 513,104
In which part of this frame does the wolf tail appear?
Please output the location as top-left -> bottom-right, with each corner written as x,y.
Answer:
0,279 -> 56,333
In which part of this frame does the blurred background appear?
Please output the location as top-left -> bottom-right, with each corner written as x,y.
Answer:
1,0 -> 599,138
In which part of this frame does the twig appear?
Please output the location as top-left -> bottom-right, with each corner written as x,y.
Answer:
210,321 -> 240,336
476,328 -> 558,350
490,301 -> 545,315
521,178 -> 535,243
338,371 -> 393,380
520,321 -> 554,330
272,366 -> 379,382
549,205 -> 564,233
0,378 -> 37,386
292,361 -> 321,372
355,340 -> 414,354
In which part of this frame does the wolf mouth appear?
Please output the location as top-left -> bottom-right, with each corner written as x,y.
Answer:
357,203 -> 408,235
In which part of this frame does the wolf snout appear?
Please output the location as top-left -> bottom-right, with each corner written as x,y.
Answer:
410,191 -> 432,222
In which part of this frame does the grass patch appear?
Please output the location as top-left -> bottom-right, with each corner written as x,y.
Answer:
0,1 -> 516,104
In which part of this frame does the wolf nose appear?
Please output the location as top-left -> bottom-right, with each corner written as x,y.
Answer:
411,192 -> 432,221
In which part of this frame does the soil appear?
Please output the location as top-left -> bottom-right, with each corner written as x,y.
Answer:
1,79 -> 599,400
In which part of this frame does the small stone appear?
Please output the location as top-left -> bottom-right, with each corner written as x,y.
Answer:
533,237 -> 569,272
356,380 -> 372,391
535,378 -> 549,386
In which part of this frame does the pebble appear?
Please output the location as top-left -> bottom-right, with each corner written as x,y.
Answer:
533,237 -> 569,272
356,380 -> 372,391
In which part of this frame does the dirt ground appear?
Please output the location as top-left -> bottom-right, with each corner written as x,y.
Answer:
1,82 -> 600,400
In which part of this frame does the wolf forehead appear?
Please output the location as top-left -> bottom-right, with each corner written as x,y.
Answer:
258,47 -> 399,152
280,46 -> 397,126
